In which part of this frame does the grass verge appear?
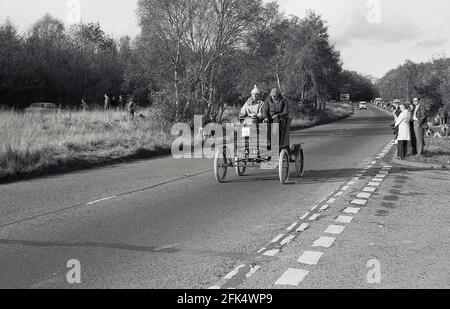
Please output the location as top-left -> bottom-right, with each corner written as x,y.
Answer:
0,110 -> 173,183
407,137 -> 450,166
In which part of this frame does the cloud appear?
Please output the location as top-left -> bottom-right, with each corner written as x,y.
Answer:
414,38 -> 447,50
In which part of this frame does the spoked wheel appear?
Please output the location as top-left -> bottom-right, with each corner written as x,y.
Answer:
235,159 -> 247,177
295,148 -> 305,177
214,148 -> 228,183
279,149 -> 290,185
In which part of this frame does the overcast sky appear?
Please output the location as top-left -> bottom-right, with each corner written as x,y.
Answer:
1,0 -> 449,77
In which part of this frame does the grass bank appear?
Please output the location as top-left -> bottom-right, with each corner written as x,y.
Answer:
407,137 -> 450,166
291,103 -> 352,130
0,110 -> 173,183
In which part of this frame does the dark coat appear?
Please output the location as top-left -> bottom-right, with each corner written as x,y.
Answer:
267,96 -> 289,119
413,104 -> 428,129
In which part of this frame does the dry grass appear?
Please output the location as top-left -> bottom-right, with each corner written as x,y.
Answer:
0,109 -> 173,182
408,137 -> 450,166
291,103 -> 352,130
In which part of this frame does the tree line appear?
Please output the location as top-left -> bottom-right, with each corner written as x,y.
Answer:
0,0 -> 377,122
377,58 -> 450,113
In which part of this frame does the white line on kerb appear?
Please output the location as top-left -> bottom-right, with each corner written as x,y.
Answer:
224,265 -> 246,280
275,268 -> 309,286
86,196 -> 117,205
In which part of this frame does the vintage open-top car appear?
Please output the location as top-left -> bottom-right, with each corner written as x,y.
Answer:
213,116 -> 304,185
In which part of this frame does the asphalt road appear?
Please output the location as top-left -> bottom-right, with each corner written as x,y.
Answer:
0,105 -> 394,289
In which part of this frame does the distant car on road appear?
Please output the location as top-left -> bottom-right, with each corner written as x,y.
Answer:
25,103 -> 59,113
359,101 -> 368,110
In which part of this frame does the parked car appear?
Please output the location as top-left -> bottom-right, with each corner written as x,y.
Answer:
24,103 -> 59,113
359,101 -> 368,110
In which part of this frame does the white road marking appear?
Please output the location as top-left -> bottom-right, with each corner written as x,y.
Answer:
368,182 -> 381,187
263,249 -> 280,257
372,178 -> 384,182
309,214 -> 321,221
351,199 -> 367,206
375,174 -> 387,178
224,265 -> 246,279
275,269 -> 309,287
296,223 -> 309,233
245,265 -> 261,279
334,191 -> 343,197
257,248 -> 266,254
271,234 -> 285,243
336,215 -> 354,224
371,161 -> 377,165
312,236 -> 336,248
341,186 -> 350,191
297,251 -> 324,266
310,205 -> 319,211
86,196 -> 117,205
325,225 -> 346,235
300,213 -> 310,220
328,198 -> 337,204
367,165 -> 374,169
356,174 -> 363,177
357,192 -> 372,199
320,204 -> 330,211
363,187 -> 377,193
347,181 -> 356,186
344,207 -> 361,214
280,235 -> 296,246
286,222 -> 298,232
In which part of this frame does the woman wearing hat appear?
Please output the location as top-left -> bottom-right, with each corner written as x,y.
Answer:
239,85 -> 269,122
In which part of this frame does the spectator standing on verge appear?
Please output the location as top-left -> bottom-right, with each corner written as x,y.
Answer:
104,94 -> 110,110
80,98 -> 89,111
127,99 -> 136,119
441,106 -> 448,125
412,97 -> 428,156
393,104 -> 412,160
119,95 -> 125,110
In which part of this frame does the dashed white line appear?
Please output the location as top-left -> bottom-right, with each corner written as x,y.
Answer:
324,225 -> 346,235
309,214 -> 321,221
275,269 -> 309,287
310,205 -> 319,211
351,199 -> 367,206
286,222 -> 298,232
341,186 -> 350,191
363,187 -> 377,193
296,223 -> 309,233
271,234 -> 285,244
300,213 -> 310,220
368,182 -> 381,187
297,251 -> 324,266
224,265 -> 246,279
263,249 -> 280,257
336,215 -> 354,224
320,204 -> 330,211
280,235 -> 296,246
357,192 -> 372,199
344,207 -> 361,214
245,266 -> 261,279
372,178 -> 384,182
312,237 -> 336,248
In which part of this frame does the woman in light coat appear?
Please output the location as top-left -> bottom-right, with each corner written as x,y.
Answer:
393,103 -> 412,160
